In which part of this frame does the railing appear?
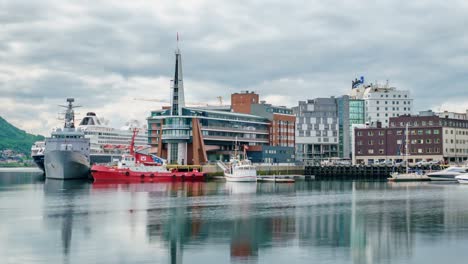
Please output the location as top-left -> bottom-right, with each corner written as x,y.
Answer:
162,124 -> 191,129
201,126 -> 269,134
161,135 -> 190,140
203,135 -> 269,143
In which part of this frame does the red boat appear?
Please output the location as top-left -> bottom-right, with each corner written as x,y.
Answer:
91,129 -> 205,182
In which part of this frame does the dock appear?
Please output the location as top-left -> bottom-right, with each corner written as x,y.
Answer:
257,176 -> 295,183
305,165 -> 442,180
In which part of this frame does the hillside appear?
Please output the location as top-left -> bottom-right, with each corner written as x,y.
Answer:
0,116 -> 45,155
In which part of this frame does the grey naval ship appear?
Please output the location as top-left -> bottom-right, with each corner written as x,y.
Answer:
44,98 -> 91,179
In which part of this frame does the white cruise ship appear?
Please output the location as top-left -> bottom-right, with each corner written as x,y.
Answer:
77,112 -> 149,163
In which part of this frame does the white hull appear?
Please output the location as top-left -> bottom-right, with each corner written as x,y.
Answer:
388,172 -> 429,181
225,174 -> 257,182
455,174 -> 468,184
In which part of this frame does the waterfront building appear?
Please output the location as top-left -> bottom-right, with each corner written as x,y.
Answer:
353,112 -> 468,165
247,145 -> 295,163
350,79 -> 413,127
337,96 -> 366,159
231,91 -> 296,148
147,47 -> 271,164
231,91 -> 296,162
293,96 -> 365,163
293,98 -> 339,164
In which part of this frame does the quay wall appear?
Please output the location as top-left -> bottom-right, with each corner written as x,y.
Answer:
202,164 -> 304,177
305,165 -> 443,180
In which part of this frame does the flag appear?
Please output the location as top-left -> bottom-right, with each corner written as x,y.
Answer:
151,155 -> 165,165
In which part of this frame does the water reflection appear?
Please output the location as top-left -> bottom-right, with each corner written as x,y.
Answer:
3,172 -> 468,264
43,179 -> 91,264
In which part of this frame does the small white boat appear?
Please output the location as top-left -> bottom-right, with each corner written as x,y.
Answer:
455,173 -> 468,184
387,123 -> 430,182
388,172 -> 430,182
225,158 -> 257,182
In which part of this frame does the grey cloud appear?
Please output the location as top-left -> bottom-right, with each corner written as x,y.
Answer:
1,0 -> 468,135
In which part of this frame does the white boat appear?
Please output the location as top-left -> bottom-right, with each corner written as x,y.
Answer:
31,141 -> 45,171
455,173 -> 468,184
222,139 -> 257,182
78,112 -> 149,162
388,171 -> 429,182
224,158 -> 257,182
388,123 -> 429,181
428,166 -> 468,181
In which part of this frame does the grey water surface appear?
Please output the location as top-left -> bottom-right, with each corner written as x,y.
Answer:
1,170 -> 468,264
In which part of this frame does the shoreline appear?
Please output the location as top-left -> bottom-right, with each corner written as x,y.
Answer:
0,167 -> 43,173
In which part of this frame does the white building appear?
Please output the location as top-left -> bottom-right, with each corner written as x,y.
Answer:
350,81 -> 413,127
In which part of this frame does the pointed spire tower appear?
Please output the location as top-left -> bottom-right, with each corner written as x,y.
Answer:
170,33 -> 185,116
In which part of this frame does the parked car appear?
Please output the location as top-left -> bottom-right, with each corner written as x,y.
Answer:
394,160 -> 406,167
375,160 -> 393,166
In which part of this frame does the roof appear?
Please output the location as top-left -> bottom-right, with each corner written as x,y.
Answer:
184,107 -> 267,120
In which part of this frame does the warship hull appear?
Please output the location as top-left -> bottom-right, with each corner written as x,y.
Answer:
45,150 -> 90,180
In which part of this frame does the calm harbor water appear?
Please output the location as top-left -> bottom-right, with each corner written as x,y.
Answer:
2,170 -> 468,264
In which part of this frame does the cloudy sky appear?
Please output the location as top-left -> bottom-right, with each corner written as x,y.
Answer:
1,0 -> 468,135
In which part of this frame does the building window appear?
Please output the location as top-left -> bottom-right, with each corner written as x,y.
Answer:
357,131 -> 362,136
426,139 -> 432,144
435,138 -> 440,143
418,130 -> 423,135
426,130 -> 431,135
379,149 -> 384,154
368,149 -> 374,154
368,131 -> 374,136
368,140 -> 374,145
397,130 -> 402,135
379,140 -> 384,145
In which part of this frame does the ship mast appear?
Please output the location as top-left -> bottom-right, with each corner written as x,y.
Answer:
405,122 -> 409,174
59,98 -> 80,129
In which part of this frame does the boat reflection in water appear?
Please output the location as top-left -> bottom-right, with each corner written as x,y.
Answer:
42,179 -> 91,264
5,174 -> 468,264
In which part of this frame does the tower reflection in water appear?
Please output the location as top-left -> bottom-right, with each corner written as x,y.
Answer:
141,181 -> 468,264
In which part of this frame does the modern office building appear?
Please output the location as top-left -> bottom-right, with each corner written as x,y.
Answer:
293,98 -> 339,164
293,96 -> 365,163
337,96 -> 366,159
353,113 -> 468,165
350,79 -> 413,127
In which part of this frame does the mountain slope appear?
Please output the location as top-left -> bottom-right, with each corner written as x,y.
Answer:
0,116 -> 45,155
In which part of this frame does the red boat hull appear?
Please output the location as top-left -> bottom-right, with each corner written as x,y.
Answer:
91,165 -> 205,183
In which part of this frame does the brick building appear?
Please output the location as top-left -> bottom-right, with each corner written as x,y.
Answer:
231,91 -> 296,163
353,113 -> 468,165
